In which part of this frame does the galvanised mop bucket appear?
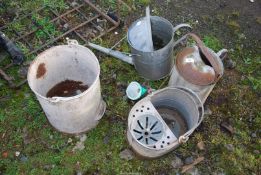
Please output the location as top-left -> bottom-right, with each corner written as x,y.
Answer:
27,40 -> 106,134
127,87 -> 204,158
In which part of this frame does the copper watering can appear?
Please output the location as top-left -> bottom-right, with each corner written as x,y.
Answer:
169,33 -> 228,103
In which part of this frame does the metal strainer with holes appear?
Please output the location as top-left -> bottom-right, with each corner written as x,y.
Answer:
127,87 -> 204,158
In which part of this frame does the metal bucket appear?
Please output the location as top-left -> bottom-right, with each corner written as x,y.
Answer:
27,41 -> 106,134
127,87 -> 204,158
88,16 -> 191,80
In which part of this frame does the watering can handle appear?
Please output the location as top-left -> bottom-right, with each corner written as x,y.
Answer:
217,49 -> 228,61
186,33 -> 223,83
173,24 -> 192,47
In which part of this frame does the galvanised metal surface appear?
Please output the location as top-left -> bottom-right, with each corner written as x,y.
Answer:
88,16 -> 191,80
127,16 -> 175,80
127,16 -> 191,80
127,87 -> 204,158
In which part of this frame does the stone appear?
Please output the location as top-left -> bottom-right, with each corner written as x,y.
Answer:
204,107 -> 212,115
251,132 -> 257,138
22,127 -> 30,145
18,66 -> 28,78
15,151 -> 20,157
71,1 -> 79,7
197,141 -> 205,150
23,93 -> 30,98
22,60 -> 32,66
119,149 -> 134,160
73,134 -> 87,152
225,59 -> 236,69
63,23 -> 69,30
187,167 -> 200,175
224,144 -> 235,151
20,155 -> 28,162
171,155 -> 184,169
43,164 -> 53,170
72,142 -> 85,152
122,95 -> 128,101
67,138 -> 73,143
79,134 -> 87,142
103,135 -> 110,144
184,156 -> 194,165
112,73 -> 117,79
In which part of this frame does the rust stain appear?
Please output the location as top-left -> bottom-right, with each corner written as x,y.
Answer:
36,63 -> 46,79
176,47 -> 216,86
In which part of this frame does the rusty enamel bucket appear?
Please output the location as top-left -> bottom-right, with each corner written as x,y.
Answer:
27,41 -> 106,134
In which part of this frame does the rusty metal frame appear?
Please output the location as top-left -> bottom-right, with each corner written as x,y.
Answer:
0,0 -> 121,88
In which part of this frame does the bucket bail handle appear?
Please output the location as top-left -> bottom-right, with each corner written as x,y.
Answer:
66,37 -> 79,45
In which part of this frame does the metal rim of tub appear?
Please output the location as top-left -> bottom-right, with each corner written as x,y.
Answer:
27,44 -> 101,101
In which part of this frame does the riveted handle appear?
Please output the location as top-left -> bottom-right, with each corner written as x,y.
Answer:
66,37 -> 79,45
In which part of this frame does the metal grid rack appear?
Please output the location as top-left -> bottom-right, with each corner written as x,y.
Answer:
0,0 -> 120,88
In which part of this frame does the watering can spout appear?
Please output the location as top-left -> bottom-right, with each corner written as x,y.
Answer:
87,42 -> 134,65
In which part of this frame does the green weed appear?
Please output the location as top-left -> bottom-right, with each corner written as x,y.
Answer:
203,35 -> 222,52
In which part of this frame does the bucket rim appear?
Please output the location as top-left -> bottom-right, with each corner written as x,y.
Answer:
27,44 -> 101,102
127,16 -> 174,53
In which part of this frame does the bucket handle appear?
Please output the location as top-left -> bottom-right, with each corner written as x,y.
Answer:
175,87 -> 205,143
66,38 -> 79,45
48,96 -> 68,103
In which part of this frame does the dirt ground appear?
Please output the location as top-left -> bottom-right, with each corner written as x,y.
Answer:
0,0 -> 260,175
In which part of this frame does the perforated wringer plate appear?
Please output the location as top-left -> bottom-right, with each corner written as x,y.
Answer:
129,101 -> 177,150
127,87 -> 204,158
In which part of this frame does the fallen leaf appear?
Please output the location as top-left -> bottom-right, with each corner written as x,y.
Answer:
2,151 -> 8,158
197,141 -> 205,150
171,155 -> 184,168
181,156 -> 204,173
220,122 -> 235,134
119,149 -> 134,160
